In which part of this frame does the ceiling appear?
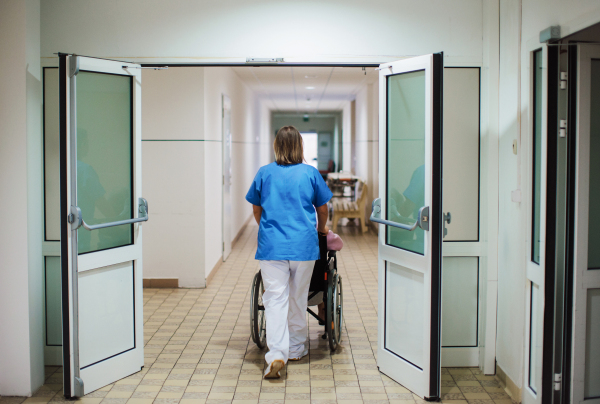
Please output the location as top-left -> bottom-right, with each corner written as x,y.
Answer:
230,66 -> 378,114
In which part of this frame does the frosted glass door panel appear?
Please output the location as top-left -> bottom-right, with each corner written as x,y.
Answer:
44,68 -> 61,241
529,284 -> 543,393
77,71 -> 133,254
78,261 -> 135,368
386,71 -> 426,254
45,257 -> 62,346
588,60 -> 600,269
385,262 -> 424,369
442,68 -> 480,241
532,50 -> 543,264
585,289 -> 600,398
441,257 -> 478,347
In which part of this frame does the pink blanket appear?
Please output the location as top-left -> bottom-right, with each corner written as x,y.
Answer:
327,230 -> 344,251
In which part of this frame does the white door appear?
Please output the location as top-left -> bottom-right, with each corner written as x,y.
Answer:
60,54 -> 146,397
523,44 -> 549,404
222,95 -> 232,261
371,54 -> 443,399
571,44 -> 600,404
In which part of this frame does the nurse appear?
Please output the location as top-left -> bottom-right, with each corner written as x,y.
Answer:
246,126 -> 333,379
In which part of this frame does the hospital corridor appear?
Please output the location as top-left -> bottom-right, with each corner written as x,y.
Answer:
2,2 -> 600,404
36,224 -> 508,404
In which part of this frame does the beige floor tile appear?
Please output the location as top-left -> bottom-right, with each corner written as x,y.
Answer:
127,399 -> 154,404
106,391 -> 133,398
157,392 -> 185,399
180,400 -> 207,404
462,393 -> 491,400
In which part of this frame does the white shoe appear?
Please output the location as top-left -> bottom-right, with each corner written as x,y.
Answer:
289,348 -> 309,361
264,359 -> 285,379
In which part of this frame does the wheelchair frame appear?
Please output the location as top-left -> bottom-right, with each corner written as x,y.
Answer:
249,235 -> 343,351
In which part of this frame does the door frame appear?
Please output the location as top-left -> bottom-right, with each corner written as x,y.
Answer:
522,40 -> 560,404
59,54 -> 145,397
40,54 -> 499,376
571,43 -> 600,404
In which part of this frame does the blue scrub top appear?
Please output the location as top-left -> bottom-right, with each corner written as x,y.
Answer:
246,162 -> 333,261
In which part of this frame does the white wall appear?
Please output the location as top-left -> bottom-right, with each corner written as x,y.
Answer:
142,66 -> 262,283
496,0 -> 526,387
0,0 -> 45,396
40,0 -> 483,65
521,0 -> 600,45
353,83 -> 379,224
142,68 -> 206,288
204,67 -> 261,277
342,102 -> 353,172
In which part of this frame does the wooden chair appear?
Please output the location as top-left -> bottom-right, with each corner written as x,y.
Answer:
331,182 -> 368,233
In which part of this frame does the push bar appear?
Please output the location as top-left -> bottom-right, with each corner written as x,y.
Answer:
369,198 -> 429,231
69,197 -> 148,231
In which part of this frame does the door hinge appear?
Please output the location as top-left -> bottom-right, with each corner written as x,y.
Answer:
554,373 -> 562,391
560,119 -> 567,138
560,72 -> 568,90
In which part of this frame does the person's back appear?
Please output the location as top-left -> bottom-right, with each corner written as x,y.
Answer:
248,162 -> 329,261
246,125 -> 332,379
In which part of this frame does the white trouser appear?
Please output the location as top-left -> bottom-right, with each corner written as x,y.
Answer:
260,260 -> 315,364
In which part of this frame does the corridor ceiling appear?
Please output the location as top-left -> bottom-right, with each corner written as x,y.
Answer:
231,66 -> 378,113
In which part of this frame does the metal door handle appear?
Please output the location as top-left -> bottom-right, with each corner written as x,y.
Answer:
69,197 -> 149,230
443,212 -> 451,238
369,198 -> 429,231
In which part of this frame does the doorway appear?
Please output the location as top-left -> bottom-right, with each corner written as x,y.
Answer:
40,58 -> 492,399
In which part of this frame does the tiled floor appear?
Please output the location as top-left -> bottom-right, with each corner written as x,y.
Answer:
2,222 -> 513,404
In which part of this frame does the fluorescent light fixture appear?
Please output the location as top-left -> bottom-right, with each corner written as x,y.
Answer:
305,75 -> 318,79
305,86 -> 315,90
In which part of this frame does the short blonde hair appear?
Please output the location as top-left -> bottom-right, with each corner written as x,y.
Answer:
274,126 -> 304,165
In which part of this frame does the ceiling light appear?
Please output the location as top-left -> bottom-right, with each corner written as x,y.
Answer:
305,86 -> 315,90
305,75 -> 318,79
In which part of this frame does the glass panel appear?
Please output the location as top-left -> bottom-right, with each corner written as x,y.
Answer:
45,257 -> 62,346
585,289 -> 600,398
44,68 -> 61,241
441,257 -> 478,347
76,71 -> 133,254
588,60 -> 600,269
386,70 -> 426,254
385,262 -> 424,369
529,283 -> 543,393
532,50 -> 543,264
442,68 -> 480,242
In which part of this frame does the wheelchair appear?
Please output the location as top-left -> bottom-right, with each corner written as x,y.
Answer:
250,234 -> 343,351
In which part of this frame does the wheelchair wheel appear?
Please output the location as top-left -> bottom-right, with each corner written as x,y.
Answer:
250,271 -> 267,349
326,273 -> 343,351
